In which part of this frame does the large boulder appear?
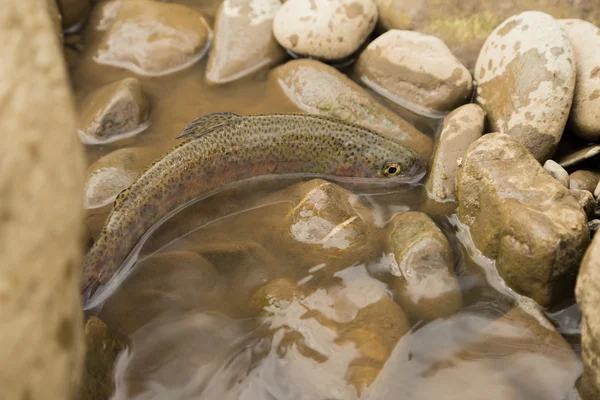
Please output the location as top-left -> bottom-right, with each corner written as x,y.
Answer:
0,1 -> 86,398
456,133 -> 589,307
577,232 -> 600,399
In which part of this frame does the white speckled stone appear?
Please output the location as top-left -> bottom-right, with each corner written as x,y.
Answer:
560,19 -> 600,142
475,11 -> 576,162
356,30 -> 472,116
543,159 -> 569,187
273,0 -> 378,60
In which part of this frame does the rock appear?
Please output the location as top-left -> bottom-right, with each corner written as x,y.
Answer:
56,0 -> 91,32
577,232 -> 600,398
273,0 -> 378,61
457,133 -> 589,307
44,0 -> 63,40
0,1 -> 86,398
543,160 -> 569,187
474,11 -> 576,162
570,189 -> 596,220
560,19 -> 600,142
268,179 -> 382,272
250,277 -> 305,315
94,0 -> 212,77
595,181 -> 600,199
206,0 -> 286,85
558,144 -> 600,169
80,317 -> 125,400
89,0 -> 122,32
355,30 -> 472,116
422,104 -> 484,218
269,59 -> 433,160
373,0 -> 600,72
570,170 -> 600,192
384,211 -> 462,322
589,219 -> 600,236
78,77 -> 151,144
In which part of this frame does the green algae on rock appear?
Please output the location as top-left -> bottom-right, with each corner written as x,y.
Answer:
384,211 -> 462,322
457,133 -> 589,308
269,59 -> 433,160
81,113 -> 424,304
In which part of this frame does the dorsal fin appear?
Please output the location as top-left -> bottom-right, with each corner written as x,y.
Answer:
176,112 -> 243,139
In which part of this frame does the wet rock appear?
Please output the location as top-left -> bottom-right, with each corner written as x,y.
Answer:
558,144 -> 600,169
1,1 -> 86,398
269,59 -> 433,160
268,179 -> 382,272
422,104 -> 484,218
273,0 -> 377,61
560,19 -> 600,142
543,160 -> 569,187
457,133 -> 589,307
384,212 -> 462,322
250,277 -> 305,315
85,147 -> 151,239
56,0 -> 91,32
570,170 -> 600,193
101,251 -> 222,334
474,11 -> 576,162
373,0 -> 600,72
206,0 -> 286,85
571,189 -> 595,220
94,0 -> 212,76
576,233 -> 600,399
78,77 -> 151,144
355,30 -> 472,116
80,317 -> 125,400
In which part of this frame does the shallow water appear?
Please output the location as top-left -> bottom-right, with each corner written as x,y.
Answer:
73,1 -> 583,398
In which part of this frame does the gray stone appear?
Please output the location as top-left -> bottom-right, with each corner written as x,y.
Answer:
78,77 -> 151,144
457,133 -> 589,307
543,160 -> 569,187
355,30 -> 472,115
474,11 -> 576,162
273,0 -> 378,60
559,144 -> 600,169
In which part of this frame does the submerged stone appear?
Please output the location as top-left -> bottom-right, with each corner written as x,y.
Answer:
269,59 -> 433,160
474,11 -> 576,162
93,0 -> 212,76
422,104 -> 484,219
78,77 -> 151,144
384,211 -> 462,322
457,133 -> 589,307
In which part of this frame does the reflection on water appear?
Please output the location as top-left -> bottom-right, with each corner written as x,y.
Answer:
84,178 -> 582,400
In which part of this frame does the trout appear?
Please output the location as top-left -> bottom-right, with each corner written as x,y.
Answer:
81,113 -> 425,304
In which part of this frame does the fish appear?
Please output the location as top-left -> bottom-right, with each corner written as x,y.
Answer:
81,112 -> 425,304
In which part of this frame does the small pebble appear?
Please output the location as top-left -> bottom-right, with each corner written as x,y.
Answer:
544,160 -> 569,187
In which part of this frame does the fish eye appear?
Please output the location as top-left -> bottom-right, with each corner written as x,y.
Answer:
382,161 -> 402,177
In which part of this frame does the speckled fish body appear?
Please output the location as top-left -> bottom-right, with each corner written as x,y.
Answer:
81,113 -> 424,302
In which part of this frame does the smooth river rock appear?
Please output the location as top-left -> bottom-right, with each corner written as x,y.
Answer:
457,133 -> 589,307
269,59 -> 433,160
558,144 -> 600,169
206,0 -> 286,85
373,0 -> 600,72
78,77 -> 151,144
355,30 -> 472,116
543,160 -> 569,187
422,104 -> 484,219
577,232 -> 600,399
1,0 -> 86,398
570,170 -> 600,193
273,0 -> 378,61
94,0 -> 212,77
570,189 -> 596,220
560,19 -> 600,142
474,11 -> 576,162
384,212 -> 463,322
